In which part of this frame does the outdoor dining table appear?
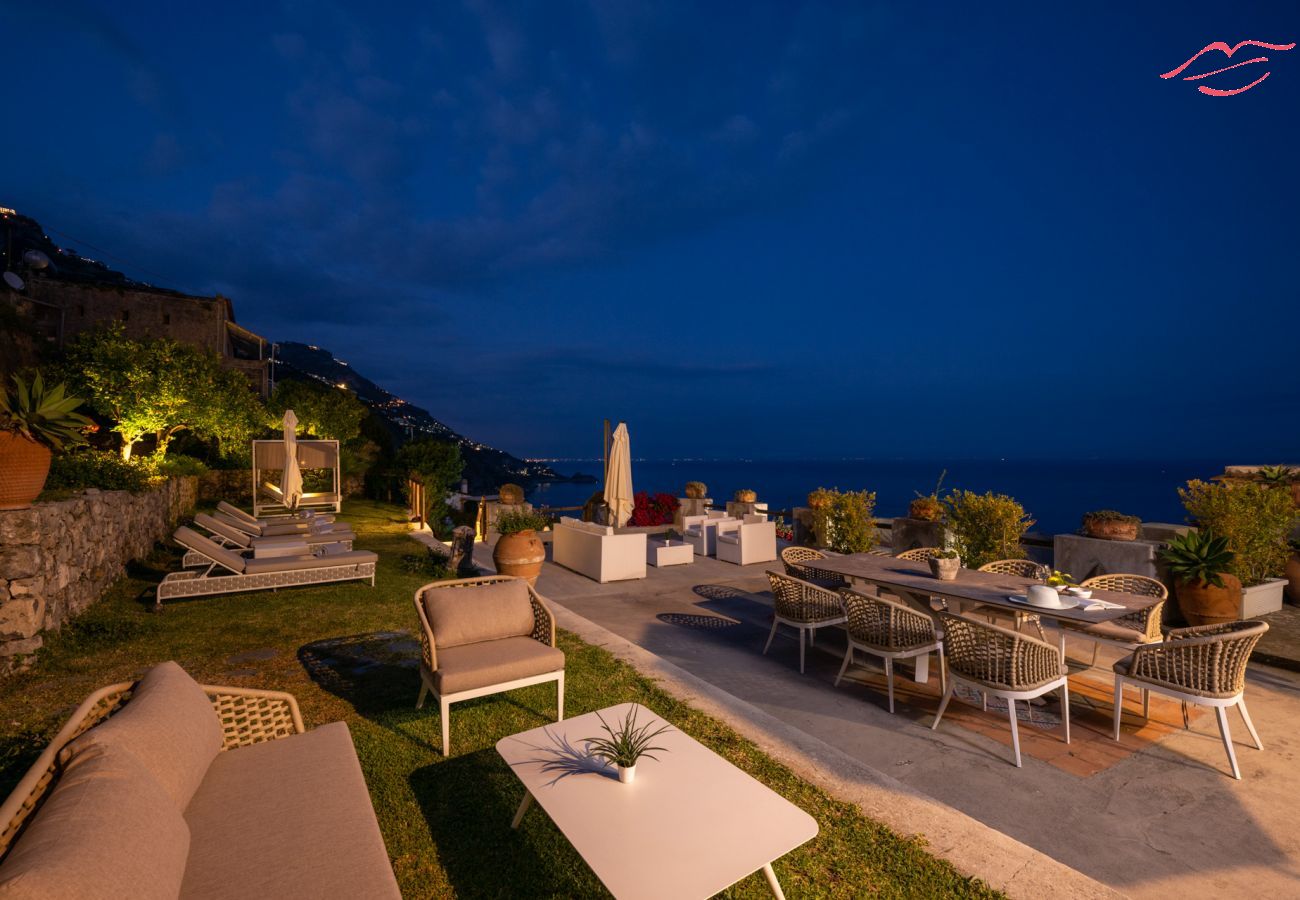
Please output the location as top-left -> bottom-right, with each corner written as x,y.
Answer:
805,553 -> 1162,661
497,703 -> 817,899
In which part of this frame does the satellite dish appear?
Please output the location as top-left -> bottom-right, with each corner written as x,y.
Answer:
22,250 -> 50,269
3,271 -> 24,291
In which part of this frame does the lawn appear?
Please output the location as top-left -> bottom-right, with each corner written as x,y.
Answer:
0,499 -> 1000,899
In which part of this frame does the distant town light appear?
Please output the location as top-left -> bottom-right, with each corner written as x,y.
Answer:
0,207 -> 15,216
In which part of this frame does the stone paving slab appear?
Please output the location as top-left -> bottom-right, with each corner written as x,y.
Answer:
1256,604 -> 1300,672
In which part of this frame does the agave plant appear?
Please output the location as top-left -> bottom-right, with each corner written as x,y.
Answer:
0,373 -> 92,451
585,705 -> 672,769
1160,529 -> 1235,588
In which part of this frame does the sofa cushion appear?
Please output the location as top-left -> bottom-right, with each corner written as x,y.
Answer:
180,722 -> 400,900
559,517 -> 613,536
434,636 -> 564,695
69,661 -> 223,811
0,741 -> 190,900
423,579 -> 535,649
242,549 -> 376,575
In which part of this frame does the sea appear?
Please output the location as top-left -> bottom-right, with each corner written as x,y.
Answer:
525,459 -> 1224,535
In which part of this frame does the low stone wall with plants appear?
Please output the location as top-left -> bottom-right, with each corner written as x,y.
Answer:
0,476 -> 198,673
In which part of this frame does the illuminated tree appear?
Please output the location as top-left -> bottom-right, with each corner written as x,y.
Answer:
267,379 -> 367,441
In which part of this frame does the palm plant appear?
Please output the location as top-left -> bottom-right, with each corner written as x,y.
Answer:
0,373 -> 91,451
1161,529 -> 1235,588
586,705 -> 672,769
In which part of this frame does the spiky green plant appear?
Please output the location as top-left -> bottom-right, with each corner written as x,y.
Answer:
0,373 -> 92,451
1256,465 -> 1296,485
1160,529 -> 1235,588
585,704 -> 672,768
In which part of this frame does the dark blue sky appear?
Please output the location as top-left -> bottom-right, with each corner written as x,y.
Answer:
4,2 -> 1297,461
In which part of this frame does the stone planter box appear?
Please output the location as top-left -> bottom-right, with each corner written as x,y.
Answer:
890,517 -> 946,554
1241,578 -> 1287,619
674,497 -> 712,529
1053,533 -> 1165,583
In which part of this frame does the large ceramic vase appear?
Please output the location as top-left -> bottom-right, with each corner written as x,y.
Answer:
1284,552 -> 1300,606
1176,575 -> 1242,626
493,529 -> 545,586
0,432 -> 52,510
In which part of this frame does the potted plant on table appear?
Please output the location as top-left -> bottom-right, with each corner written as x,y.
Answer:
586,705 -> 672,785
491,507 -> 551,586
0,373 -> 92,510
1161,529 -> 1241,626
928,548 -> 960,581
1081,509 -> 1141,541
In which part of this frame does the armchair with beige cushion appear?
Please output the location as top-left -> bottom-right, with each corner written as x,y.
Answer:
716,515 -> 777,566
780,546 -> 848,590
551,517 -> 647,582
0,661 -> 400,899
835,589 -> 946,713
1066,573 -> 1167,667
763,570 -> 848,674
415,575 -> 565,756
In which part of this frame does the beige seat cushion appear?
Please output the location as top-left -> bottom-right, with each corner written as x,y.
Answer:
70,661 -> 222,811
423,579 -> 535,649
0,741 -> 190,900
1072,620 -> 1146,646
242,549 -> 377,575
434,636 -> 564,695
180,722 -> 400,900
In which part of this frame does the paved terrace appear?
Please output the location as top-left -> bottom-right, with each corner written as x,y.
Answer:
464,537 -> 1300,898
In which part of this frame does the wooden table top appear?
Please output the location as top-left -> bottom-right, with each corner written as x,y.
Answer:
809,554 -> 1159,625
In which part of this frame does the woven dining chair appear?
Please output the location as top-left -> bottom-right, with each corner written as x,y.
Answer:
764,570 -> 848,674
978,559 -> 1048,640
932,612 -> 1070,768
780,546 -> 849,590
1112,620 -> 1267,779
895,547 -> 942,562
835,588 -> 945,713
1066,574 -> 1168,667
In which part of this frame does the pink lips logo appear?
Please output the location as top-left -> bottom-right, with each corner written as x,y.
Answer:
1160,40 -> 1296,96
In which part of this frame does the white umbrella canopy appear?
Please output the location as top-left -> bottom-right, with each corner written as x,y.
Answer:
603,422 -> 634,527
280,409 -> 303,511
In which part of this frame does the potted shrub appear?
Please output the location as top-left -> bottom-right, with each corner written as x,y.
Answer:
586,704 -> 671,785
928,548 -> 960,581
908,470 -> 946,522
0,373 -> 91,510
491,508 -> 550,586
809,488 -> 878,553
942,490 -> 1034,570
734,488 -> 757,504
684,481 -> 707,499
1161,529 -> 1241,626
1081,509 -> 1141,541
1179,479 -> 1296,617
498,482 -> 525,505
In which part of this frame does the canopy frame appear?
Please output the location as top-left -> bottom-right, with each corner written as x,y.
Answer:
251,438 -> 342,516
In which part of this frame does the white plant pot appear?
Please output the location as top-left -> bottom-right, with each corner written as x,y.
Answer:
1240,578 -> 1287,618
617,764 -> 636,785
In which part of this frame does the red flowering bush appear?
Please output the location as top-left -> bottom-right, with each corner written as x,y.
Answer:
629,491 -> 680,526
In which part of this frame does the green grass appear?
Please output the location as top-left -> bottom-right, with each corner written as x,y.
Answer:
0,500 -> 1001,899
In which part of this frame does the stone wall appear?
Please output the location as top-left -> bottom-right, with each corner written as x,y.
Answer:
0,476 -> 198,673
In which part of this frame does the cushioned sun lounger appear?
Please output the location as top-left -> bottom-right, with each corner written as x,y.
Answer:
157,527 -> 376,607
214,508 -> 354,540
183,513 -> 354,568
218,500 -> 336,525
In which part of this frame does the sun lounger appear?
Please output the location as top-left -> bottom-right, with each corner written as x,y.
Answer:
214,505 -> 354,540
157,526 -> 376,607
183,513 -> 354,567
217,500 -> 336,526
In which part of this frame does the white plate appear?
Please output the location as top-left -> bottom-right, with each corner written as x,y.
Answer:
1006,594 -> 1080,610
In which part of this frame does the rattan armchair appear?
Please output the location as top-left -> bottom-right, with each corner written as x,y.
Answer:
780,546 -> 849,589
0,680 -> 304,860
764,570 -> 848,673
978,559 -> 1047,640
932,612 -> 1070,767
895,547 -> 942,563
1066,574 -> 1168,667
1112,620 -> 1267,779
835,589 -> 945,712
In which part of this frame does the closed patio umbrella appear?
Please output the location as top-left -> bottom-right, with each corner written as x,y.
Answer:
603,422 -> 634,527
280,409 -> 303,511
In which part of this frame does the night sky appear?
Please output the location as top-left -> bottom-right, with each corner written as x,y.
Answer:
4,2 -> 1297,461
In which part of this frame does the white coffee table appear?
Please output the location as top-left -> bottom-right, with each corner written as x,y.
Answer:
647,538 -> 693,567
497,703 -> 817,899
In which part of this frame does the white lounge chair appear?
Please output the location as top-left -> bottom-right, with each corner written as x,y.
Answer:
218,500 -> 335,525
716,515 -> 777,565
184,512 -> 353,567
157,526 -> 376,607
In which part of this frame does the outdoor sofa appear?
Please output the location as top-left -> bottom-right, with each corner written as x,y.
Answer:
551,517 -> 646,582
157,526 -> 376,607
0,661 -> 401,899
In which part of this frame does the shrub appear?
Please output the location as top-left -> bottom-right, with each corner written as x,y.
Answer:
495,507 -> 550,534
810,488 -> 878,554
151,455 -> 209,478
629,492 -> 679,527
1179,479 -> 1296,587
44,451 -> 152,493
943,490 -> 1034,569
400,548 -> 451,579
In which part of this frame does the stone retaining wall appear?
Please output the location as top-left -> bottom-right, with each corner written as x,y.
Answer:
0,476 -> 198,673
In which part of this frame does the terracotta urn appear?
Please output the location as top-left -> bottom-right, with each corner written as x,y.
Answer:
1284,551 -> 1300,606
928,555 -> 960,581
1082,514 -> 1140,542
0,432 -> 53,510
1175,574 -> 1242,626
498,483 -> 525,505
492,529 -> 546,586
